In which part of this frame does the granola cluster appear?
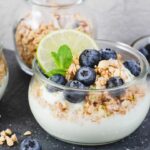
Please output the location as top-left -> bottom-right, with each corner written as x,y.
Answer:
15,13 -> 92,67
0,54 -> 7,82
0,128 -> 32,148
0,129 -> 18,147
31,79 -> 145,123
66,55 -> 134,89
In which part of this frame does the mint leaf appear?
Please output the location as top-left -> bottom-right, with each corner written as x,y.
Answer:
51,52 -> 60,68
57,45 -> 73,69
48,45 -> 73,77
46,69 -> 66,77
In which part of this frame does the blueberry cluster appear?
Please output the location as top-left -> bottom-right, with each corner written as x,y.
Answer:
47,48 -> 141,103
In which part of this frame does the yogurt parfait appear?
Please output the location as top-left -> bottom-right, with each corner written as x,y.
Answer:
0,46 -> 9,100
28,30 -> 150,145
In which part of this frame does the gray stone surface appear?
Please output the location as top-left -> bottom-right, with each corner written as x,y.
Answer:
0,50 -> 150,150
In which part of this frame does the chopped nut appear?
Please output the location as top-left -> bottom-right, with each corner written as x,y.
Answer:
24,131 -> 32,136
5,129 -> 12,135
11,134 -> 18,142
0,131 -> 6,137
0,136 -> 5,142
6,136 -> 14,147
0,140 -> 4,145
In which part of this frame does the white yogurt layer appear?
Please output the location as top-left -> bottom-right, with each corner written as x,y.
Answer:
29,85 -> 150,144
0,73 -> 8,100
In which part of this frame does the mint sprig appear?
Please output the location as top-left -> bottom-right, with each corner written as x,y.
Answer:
46,45 -> 73,77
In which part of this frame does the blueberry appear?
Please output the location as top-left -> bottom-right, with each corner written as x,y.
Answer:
100,48 -> 117,60
106,77 -> 124,88
106,77 -> 124,97
49,74 -> 67,85
20,138 -> 42,150
47,74 -> 67,92
75,67 -> 96,86
139,47 -> 150,62
144,43 -> 150,51
123,60 -> 141,76
64,80 -> 86,103
139,44 -> 150,63
79,49 -> 101,68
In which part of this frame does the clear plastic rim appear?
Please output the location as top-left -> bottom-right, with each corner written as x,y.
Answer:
29,0 -> 83,8
33,39 -> 149,92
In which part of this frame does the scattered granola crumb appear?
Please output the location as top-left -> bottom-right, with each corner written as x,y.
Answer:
24,131 -> 32,136
11,134 -> 18,143
0,136 -> 5,142
0,141 -> 4,145
0,131 -> 6,137
5,129 -> 12,136
6,136 -> 14,147
0,129 -> 18,147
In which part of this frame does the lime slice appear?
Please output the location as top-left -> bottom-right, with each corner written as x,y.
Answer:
37,29 -> 98,73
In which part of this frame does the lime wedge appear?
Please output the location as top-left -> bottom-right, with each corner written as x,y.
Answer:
37,29 -> 98,73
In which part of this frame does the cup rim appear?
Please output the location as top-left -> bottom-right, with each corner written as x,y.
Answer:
131,35 -> 150,47
29,0 -> 83,8
32,39 -> 149,92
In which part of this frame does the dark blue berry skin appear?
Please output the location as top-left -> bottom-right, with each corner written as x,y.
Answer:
79,49 -> 101,68
123,60 -> 141,76
144,43 -> 150,51
106,77 -> 124,97
100,48 -> 117,60
75,67 -> 96,86
47,74 -> 67,92
106,77 -> 124,88
50,74 -> 67,85
64,80 -> 87,103
20,138 -> 42,150
139,47 -> 150,62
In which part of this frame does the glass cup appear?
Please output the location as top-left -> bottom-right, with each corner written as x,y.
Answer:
13,0 -> 97,75
132,35 -> 150,73
28,40 -> 150,145
0,46 -> 9,100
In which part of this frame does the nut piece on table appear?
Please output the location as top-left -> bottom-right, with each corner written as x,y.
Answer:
5,129 -> 12,136
24,131 -> 32,136
6,136 -> 14,147
11,134 -> 18,143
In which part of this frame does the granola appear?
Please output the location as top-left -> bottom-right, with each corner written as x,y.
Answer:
15,13 -> 92,68
0,54 -> 7,82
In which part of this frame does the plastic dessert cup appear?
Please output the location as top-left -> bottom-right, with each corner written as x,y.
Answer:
28,40 -> 150,145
